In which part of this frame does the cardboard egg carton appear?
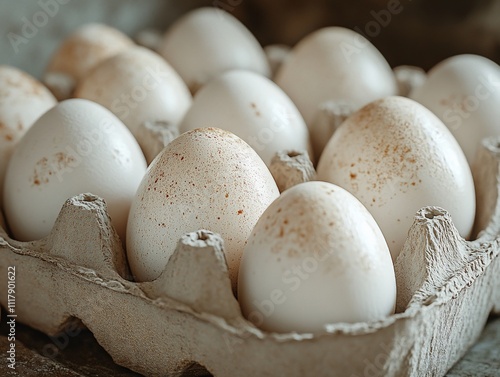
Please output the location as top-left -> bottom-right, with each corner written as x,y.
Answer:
1,139 -> 500,377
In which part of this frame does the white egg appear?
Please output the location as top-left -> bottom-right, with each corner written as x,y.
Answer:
317,96 -> 476,261
238,181 -> 396,333
126,128 -> 280,289
44,23 -> 134,100
3,99 -> 147,242
410,54 -> 500,164
0,66 -> 57,208
275,27 -> 398,159
158,7 -> 270,92
179,70 -> 312,166
75,46 -> 192,163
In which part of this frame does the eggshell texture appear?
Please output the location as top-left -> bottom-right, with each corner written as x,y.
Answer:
3,99 -> 147,242
126,128 -> 280,288
317,96 -> 476,261
158,7 -> 270,92
409,54 -> 500,164
75,46 -> 192,160
0,66 -> 57,207
45,23 -> 134,86
275,27 -> 398,158
179,70 -> 312,166
238,181 -> 396,333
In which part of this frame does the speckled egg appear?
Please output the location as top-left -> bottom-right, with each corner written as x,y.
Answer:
238,181 -> 396,333
44,23 -> 134,100
317,96 -> 476,260
0,66 -> 57,208
3,99 -> 147,242
75,46 -> 192,163
126,128 -> 280,289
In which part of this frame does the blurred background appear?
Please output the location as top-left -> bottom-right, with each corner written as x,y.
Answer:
0,0 -> 499,78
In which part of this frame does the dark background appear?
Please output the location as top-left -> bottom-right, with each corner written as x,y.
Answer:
184,0 -> 500,69
1,0 -> 499,76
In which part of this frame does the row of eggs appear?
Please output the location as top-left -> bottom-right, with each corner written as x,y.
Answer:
1,7 -> 499,334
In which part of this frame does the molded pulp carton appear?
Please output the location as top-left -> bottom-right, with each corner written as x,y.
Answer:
1,139 -> 499,377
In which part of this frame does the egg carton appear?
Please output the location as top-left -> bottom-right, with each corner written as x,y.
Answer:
1,137 -> 500,377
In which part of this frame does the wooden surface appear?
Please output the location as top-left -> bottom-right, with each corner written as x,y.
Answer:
448,317 -> 500,377
1,314 -> 499,376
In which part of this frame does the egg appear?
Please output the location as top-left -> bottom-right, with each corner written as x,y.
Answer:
126,128 -> 280,289
43,23 -> 134,100
158,7 -> 270,93
0,66 -> 57,208
275,27 -> 398,159
3,99 -> 147,242
317,96 -> 476,261
75,46 -> 192,163
410,54 -> 500,164
179,70 -> 312,167
238,181 -> 396,333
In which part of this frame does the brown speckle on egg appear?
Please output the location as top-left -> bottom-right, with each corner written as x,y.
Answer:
239,180 -> 396,332
317,96 -> 475,261
126,127 -> 279,290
